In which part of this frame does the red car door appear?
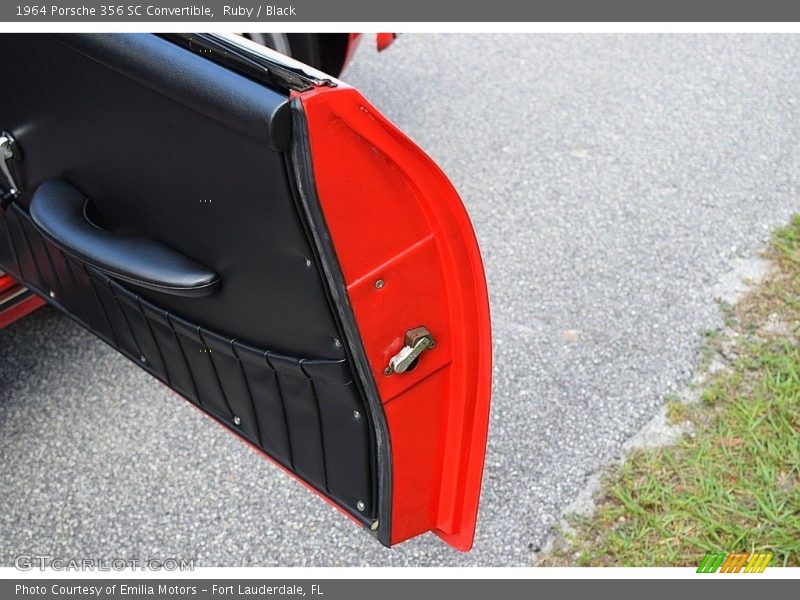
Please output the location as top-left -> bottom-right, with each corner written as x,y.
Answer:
0,33 -> 492,550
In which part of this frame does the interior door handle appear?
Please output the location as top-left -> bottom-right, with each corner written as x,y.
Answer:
29,179 -> 220,297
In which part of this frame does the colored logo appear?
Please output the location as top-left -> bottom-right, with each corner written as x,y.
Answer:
697,552 -> 772,573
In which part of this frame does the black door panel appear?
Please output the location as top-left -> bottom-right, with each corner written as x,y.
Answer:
0,34 -> 378,529
0,34 -> 338,359
1,197 -> 375,523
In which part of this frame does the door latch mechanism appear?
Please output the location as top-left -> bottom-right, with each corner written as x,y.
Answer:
0,131 -> 21,209
386,326 -> 435,375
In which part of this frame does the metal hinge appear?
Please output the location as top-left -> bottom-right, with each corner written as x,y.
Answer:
0,131 -> 21,209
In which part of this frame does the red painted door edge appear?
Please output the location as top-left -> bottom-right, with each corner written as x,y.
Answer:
295,83 -> 492,551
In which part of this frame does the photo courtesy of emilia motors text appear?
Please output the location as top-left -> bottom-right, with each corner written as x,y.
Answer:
0,0 -> 799,596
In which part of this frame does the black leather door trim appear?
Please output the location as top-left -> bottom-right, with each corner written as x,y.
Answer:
0,32 -> 391,544
30,179 -> 220,297
52,33 -> 291,150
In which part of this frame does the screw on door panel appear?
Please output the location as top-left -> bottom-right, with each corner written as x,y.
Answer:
386,326 -> 435,375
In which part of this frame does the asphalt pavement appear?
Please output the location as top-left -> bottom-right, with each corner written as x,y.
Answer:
2,34 -> 799,566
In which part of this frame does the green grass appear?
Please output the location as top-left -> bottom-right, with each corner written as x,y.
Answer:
544,217 -> 800,567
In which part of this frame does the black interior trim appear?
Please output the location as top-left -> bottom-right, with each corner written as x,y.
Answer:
1,201 -> 376,525
53,33 -> 292,151
30,179 -> 220,297
0,33 -> 388,538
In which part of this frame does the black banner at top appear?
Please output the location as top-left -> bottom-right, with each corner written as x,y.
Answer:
2,0 -> 800,22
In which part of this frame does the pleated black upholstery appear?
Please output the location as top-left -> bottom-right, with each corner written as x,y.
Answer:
0,203 -> 375,522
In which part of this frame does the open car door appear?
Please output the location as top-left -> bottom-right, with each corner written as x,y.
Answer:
0,33 -> 491,550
